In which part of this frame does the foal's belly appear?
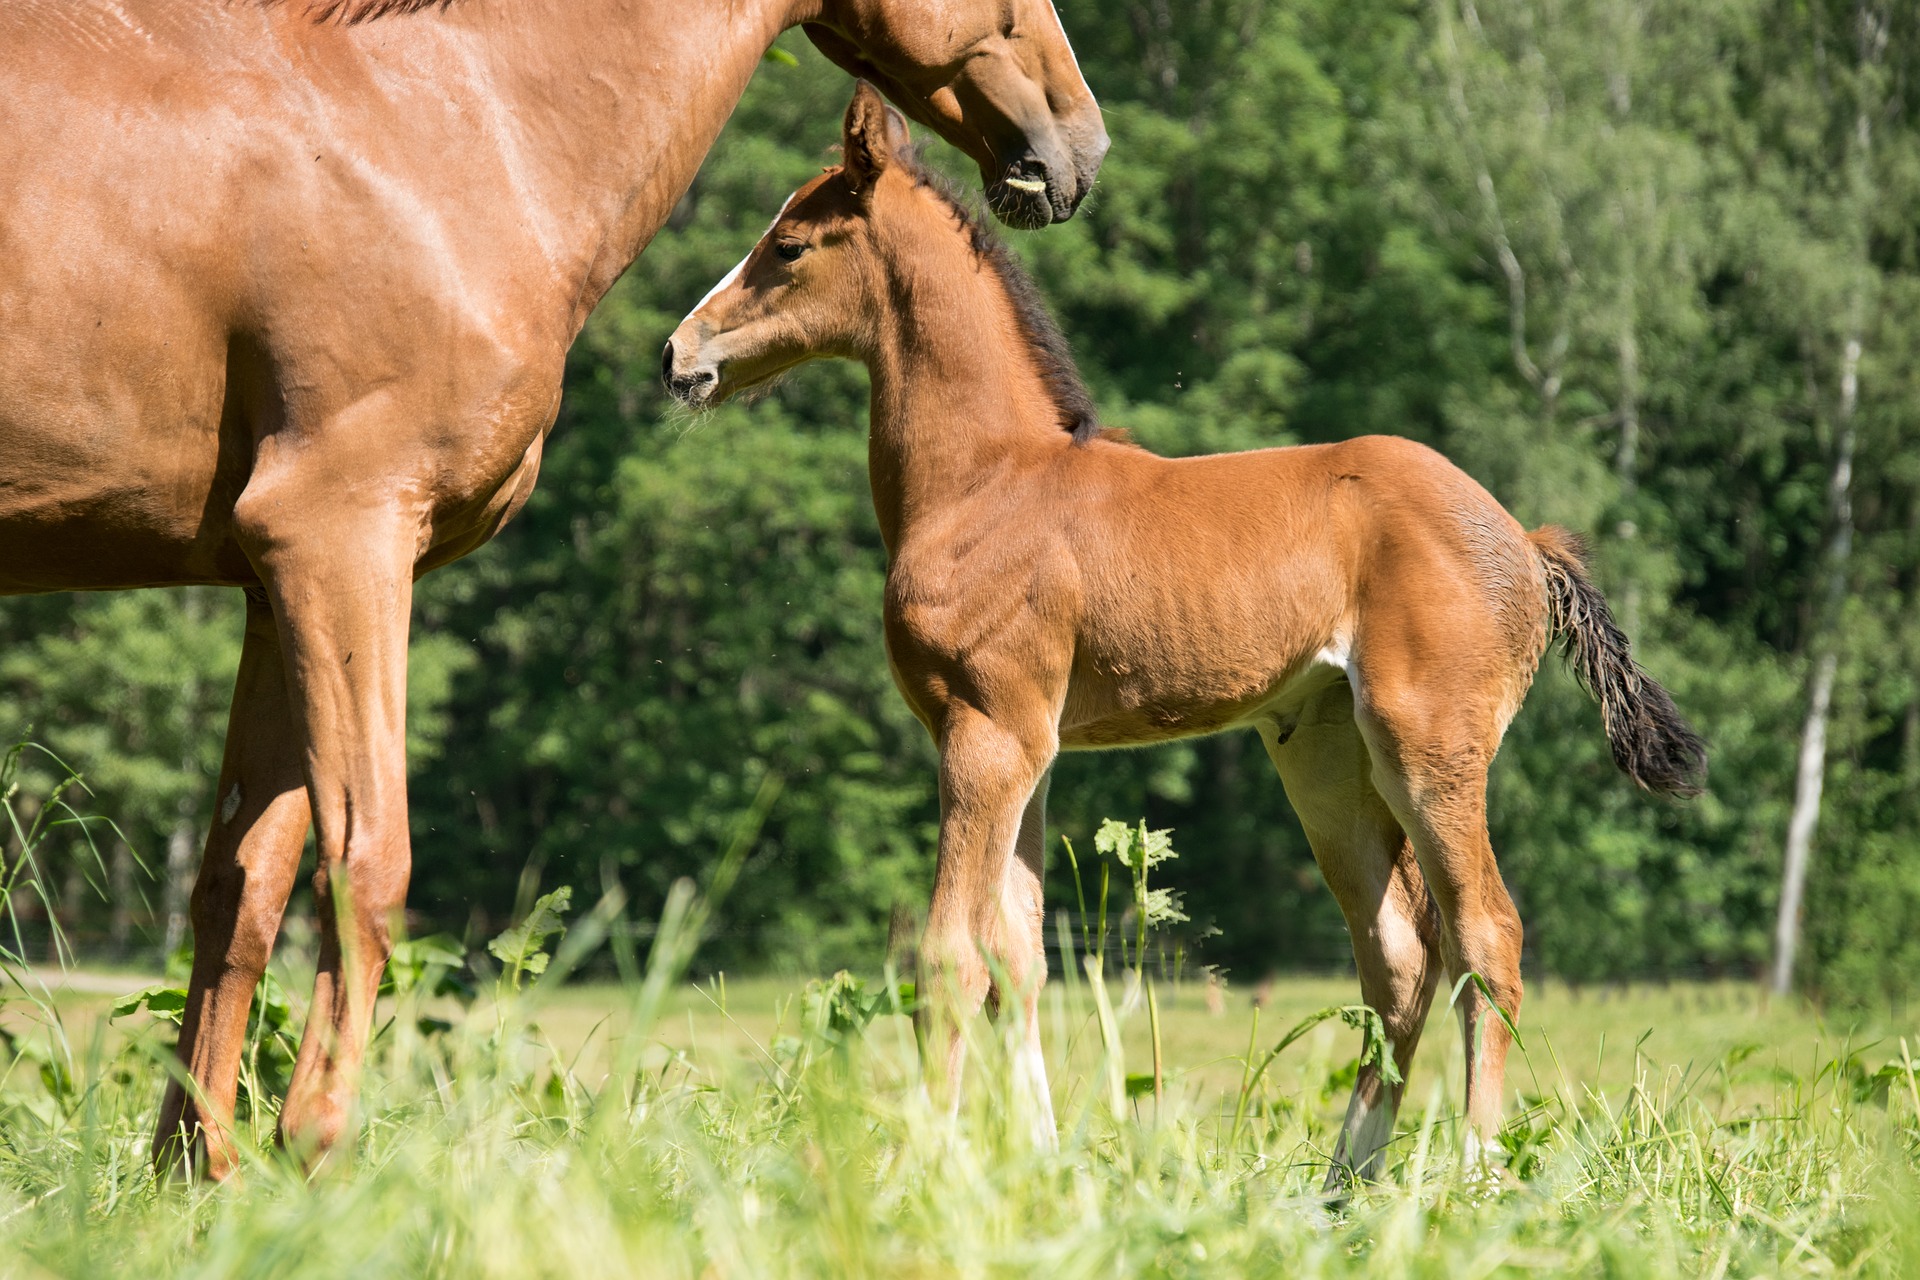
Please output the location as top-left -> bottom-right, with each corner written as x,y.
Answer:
1058,641 -> 1351,751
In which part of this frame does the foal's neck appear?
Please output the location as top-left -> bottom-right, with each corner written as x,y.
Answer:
864,226 -> 1075,553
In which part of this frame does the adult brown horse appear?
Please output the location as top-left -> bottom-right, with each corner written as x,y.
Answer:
665,86 -> 1705,1189
0,0 -> 1104,1176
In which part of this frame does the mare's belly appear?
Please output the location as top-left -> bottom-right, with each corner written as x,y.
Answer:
0,417 -> 247,593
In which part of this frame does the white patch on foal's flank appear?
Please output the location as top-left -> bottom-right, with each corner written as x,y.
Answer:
220,783 -> 242,825
1313,631 -> 1353,678
680,194 -> 796,324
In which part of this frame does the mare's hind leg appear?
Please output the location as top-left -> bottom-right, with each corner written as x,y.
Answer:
1350,650 -> 1525,1168
154,591 -> 313,1179
1260,681 -> 1442,1191
984,769 -> 1054,1147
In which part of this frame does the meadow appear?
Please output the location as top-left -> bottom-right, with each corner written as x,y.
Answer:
0,917 -> 1914,1278
1,2 -> 1918,1273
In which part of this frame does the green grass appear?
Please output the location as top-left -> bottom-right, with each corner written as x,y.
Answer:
0,956 -> 1914,1278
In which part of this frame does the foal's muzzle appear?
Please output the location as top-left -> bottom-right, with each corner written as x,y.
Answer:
660,337 -> 719,407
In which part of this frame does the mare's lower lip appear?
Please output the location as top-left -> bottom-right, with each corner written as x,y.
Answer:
989,181 -> 1054,230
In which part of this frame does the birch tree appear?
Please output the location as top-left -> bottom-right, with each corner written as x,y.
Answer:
1770,0 -> 1887,995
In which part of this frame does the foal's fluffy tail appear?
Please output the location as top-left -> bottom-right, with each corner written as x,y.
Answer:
1530,527 -> 1707,797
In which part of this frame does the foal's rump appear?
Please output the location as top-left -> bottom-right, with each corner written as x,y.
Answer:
1328,435 -> 1703,796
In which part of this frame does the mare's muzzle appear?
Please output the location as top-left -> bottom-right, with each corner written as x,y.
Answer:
986,114 -> 1109,230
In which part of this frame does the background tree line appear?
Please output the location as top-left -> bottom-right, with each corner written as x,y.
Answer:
3,0 -> 1916,1011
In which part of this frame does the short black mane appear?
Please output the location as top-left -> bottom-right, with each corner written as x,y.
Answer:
896,151 -> 1103,444
278,0 -> 455,22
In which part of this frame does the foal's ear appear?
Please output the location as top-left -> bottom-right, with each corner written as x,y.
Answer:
842,81 -> 911,196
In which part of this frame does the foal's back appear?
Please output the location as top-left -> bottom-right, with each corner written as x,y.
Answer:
927,430 -> 1548,750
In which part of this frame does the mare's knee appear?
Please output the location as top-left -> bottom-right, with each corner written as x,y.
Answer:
189,859 -> 278,977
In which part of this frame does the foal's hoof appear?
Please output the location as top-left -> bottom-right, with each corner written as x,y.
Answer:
1457,1132 -> 1519,1202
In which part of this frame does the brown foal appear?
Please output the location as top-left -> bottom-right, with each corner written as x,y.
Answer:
667,86 -> 1706,1186
0,0 -> 1104,1176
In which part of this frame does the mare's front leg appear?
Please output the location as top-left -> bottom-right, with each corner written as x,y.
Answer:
235,478 -> 419,1168
153,591 -> 314,1179
916,706 -> 1054,1118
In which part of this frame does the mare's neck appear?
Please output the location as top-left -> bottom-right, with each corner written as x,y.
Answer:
429,0 -> 819,336
864,232 -> 1074,554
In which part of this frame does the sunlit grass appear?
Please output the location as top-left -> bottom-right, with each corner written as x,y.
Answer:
4,748 -> 1915,1276
0,953 -> 1914,1278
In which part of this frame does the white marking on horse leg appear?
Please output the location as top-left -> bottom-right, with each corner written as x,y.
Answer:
945,1033 -> 968,1121
221,783 -> 243,825
1460,1125 -> 1505,1198
1333,1083 -> 1395,1184
1011,1017 -> 1057,1150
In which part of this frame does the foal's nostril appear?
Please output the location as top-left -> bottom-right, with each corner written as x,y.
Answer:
660,339 -> 676,386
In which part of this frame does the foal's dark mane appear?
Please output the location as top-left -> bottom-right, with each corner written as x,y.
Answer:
897,152 -> 1103,445
280,0 -> 454,23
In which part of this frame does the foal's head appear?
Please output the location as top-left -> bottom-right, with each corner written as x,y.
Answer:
662,84 -> 929,410
663,84 -> 1098,441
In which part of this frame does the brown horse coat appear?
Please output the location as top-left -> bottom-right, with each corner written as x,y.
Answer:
666,86 -> 1704,1186
0,0 -> 1105,1176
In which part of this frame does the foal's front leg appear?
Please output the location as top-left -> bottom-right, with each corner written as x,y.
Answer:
916,707 -> 1054,1119
991,770 -> 1055,1147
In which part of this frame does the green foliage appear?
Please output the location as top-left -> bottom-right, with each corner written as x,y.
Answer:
383,934 -> 475,1001
1096,818 -> 1189,936
799,969 -> 891,1051
1,0 -> 1917,1007
0,971 -> 1914,1276
108,985 -> 186,1026
1232,1002 -> 1404,1147
486,887 -> 573,988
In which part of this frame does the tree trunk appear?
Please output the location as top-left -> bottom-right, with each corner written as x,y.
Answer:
108,838 -> 135,961
162,813 -> 196,964
1769,0 -> 1883,998
1771,334 -> 1860,995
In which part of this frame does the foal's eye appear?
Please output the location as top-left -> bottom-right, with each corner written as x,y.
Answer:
774,240 -> 807,262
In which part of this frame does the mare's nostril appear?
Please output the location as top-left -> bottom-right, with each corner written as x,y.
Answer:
660,340 -> 676,385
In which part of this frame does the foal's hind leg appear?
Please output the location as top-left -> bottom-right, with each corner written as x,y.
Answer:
1260,683 -> 1442,1191
1350,658 -> 1525,1169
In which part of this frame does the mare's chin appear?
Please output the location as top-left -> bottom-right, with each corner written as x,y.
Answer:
985,179 -> 1059,231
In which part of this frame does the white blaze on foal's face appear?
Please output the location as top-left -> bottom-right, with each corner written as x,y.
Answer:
679,193 -> 797,328
663,165 -> 887,407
